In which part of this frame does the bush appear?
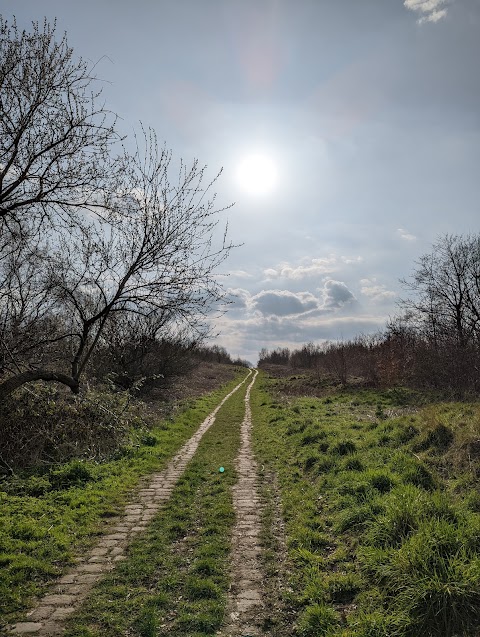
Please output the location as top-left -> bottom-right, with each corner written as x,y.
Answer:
50,461 -> 95,490
0,385 -> 141,470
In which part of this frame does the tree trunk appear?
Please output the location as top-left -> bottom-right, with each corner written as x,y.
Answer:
0,369 -> 79,401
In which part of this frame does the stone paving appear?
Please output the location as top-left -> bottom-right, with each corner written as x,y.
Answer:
219,369 -> 266,637
7,371 -> 252,636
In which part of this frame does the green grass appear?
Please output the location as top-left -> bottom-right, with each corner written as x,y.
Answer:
0,372 -> 246,628
63,372 -> 248,636
251,372 -> 480,637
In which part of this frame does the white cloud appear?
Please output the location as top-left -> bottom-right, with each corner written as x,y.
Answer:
218,269 -> 255,281
360,278 -> 396,302
263,255 -> 363,281
264,257 -> 336,280
229,270 -> 254,279
341,256 -> 364,265
397,228 -> 417,241
263,268 -> 280,279
404,0 -> 449,24
420,8 -> 448,22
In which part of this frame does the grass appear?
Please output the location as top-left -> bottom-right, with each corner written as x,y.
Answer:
251,372 -> 480,637
0,371 -> 246,628
63,370 -> 248,636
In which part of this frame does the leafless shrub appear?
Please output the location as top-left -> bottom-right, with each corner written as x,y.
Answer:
0,385 -> 141,472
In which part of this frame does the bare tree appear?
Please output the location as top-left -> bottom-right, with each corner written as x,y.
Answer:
0,233 -> 69,374
390,234 -> 480,392
91,314 -> 200,391
258,347 -> 291,366
400,234 -> 480,347
0,17 -> 118,228
0,131 -> 233,399
323,341 -> 348,385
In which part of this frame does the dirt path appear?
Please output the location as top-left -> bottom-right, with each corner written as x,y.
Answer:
7,371 -> 252,636
219,369 -> 266,637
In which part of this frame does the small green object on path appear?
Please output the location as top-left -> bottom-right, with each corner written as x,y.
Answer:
219,466 -> 225,473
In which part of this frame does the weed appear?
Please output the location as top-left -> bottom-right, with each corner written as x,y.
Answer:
304,455 -> 320,472
331,440 -> 357,455
192,557 -> 220,576
50,461 -> 95,490
301,429 -> 327,446
297,604 -> 339,636
325,572 -> 362,603
365,470 -> 395,494
185,576 -> 221,600
391,452 -> 437,490
343,456 -> 364,471
134,608 -> 159,637
140,434 -> 159,447
287,420 -> 308,435
336,505 -> 376,533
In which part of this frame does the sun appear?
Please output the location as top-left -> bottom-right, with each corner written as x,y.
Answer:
236,153 -> 278,196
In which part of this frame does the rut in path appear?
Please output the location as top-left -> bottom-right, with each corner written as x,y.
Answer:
219,369 -> 266,637
7,371 -> 252,637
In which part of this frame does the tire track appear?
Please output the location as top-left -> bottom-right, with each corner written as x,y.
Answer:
220,369 -> 266,637
7,371 -> 252,636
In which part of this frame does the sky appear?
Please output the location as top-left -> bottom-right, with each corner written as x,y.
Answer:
4,0 -> 480,364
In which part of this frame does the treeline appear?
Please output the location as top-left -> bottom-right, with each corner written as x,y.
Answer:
92,335 -> 249,393
259,234 -> 480,396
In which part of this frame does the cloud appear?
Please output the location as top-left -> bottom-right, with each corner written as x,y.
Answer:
321,279 -> 356,308
250,289 -> 318,316
264,257 -> 337,280
404,0 -> 449,24
229,270 -> 254,279
227,287 -> 250,309
341,256 -> 364,265
397,228 -> 417,241
243,281 -> 357,317
264,255 -> 363,281
360,278 -> 396,302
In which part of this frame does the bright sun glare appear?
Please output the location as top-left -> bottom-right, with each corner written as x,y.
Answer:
236,153 -> 277,196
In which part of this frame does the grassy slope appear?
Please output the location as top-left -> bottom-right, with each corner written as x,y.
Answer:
64,371 -> 249,636
251,371 -> 480,637
0,371 -> 245,627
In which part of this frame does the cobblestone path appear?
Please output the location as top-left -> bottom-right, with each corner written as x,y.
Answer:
219,369 -> 266,637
